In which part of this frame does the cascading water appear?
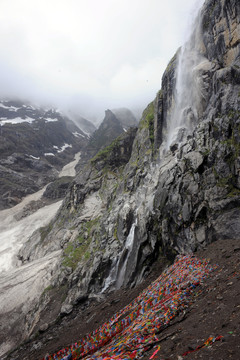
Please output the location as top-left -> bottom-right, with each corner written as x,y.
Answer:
103,3 -> 209,294
115,219 -> 137,289
102,219 -> 138,292
164,1 -> 208,151
101,257 -> 119,293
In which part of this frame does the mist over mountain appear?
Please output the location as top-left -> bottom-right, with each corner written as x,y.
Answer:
0,1 -> 204,123
111,108 -> 138,128
68,115 -> 96,136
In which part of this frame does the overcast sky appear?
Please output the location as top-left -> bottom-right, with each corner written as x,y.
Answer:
0,0 -> 204,123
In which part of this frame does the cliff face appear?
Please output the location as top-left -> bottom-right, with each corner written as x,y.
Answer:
75,108 -> 136,174
3,0 -> 239,352
151,0 -> 240,253
58,0 -> 239,295
24,0 -> 240,303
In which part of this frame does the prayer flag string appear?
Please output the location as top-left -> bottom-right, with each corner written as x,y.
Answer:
42,255 -> 216,360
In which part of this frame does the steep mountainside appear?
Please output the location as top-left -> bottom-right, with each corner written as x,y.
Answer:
111,107 -> 138,128
68,114 -> 97,136
0,100 -> 89,209
86,109 -> 126,152
1,0 -> 240,356
75,108 -> 137,173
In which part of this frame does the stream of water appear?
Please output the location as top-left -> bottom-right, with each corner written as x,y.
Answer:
165,1 -> 205,150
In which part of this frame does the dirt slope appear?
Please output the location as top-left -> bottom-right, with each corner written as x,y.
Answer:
7,238 -> 240,360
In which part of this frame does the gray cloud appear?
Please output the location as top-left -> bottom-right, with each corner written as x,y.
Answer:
0,0 -> 204,122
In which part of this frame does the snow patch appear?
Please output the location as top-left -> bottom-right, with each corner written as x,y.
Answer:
44,152 -> 55,156
57,143 -> 72,153
83,130 -> 91,138
0,117 -> 35,125
0,103 -> 20,111
50,143 -> 73,154
44,117 -> 59,122
29,155 -> 40,160
59,152 -> 81,177
73,131 -> 85,138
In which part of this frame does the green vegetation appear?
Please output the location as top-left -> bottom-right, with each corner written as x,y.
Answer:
227,109 -> 240,120
62,218 -> 100,270
201,148 -> 210,157
91,137 -> 120,164
147,112 -> 154,145
42,284 -> 54,295
140,101 -> 154,129
113,225 -> 119,242
85,218 -> 100,234
139,101 -> 155,148
215,171 -> 240,197
62,236 -> 90,269
221,121 -> 240,166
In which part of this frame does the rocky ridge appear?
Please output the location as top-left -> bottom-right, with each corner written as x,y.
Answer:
75,108 -> 137,174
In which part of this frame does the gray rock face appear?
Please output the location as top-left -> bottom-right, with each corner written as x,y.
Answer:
0,100 -> 88,209
75,109 -> 133,175
43,176 -> 73,200
8,0 -> 240,350
87,110 -> 125,153
55,0 -> 239,292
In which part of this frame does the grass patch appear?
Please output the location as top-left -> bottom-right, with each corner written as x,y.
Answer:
91,138 -> 120,164
139,101 -> 155,148
42,284 -> 54,296
62,238 -> 91,270
61,218 -> 100,270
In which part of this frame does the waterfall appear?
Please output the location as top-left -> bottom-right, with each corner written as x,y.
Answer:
101,257 -> 119,293
164,2 -> 207,151
115,220 -> 137,289
102,219 -> 137,292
